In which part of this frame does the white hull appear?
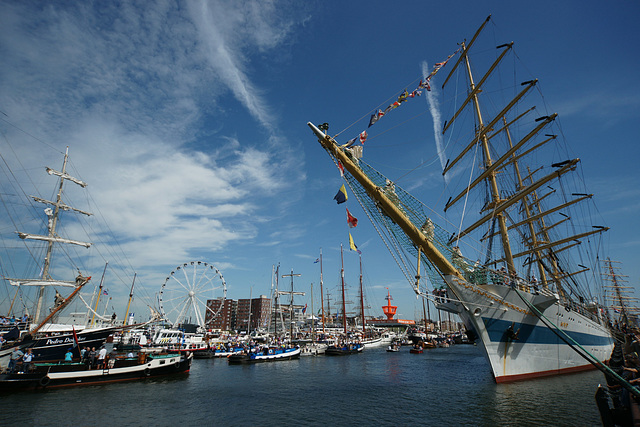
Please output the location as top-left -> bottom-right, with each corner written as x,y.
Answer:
300,343 -> 327,356
361,337 -> 384,348
445,276 -> 614,382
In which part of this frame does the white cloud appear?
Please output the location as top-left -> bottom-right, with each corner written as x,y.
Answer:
0,1 -> 309,315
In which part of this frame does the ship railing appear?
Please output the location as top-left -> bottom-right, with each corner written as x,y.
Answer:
464,268 -> 548,296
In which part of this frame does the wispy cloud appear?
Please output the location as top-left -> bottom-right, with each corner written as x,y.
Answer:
421,61 -> 448,183
189,0 -> 299,132
0,1 -> 309,310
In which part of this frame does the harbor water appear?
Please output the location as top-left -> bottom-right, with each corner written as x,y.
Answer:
1,344 -> 603,426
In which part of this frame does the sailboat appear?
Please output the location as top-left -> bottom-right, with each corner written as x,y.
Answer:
308,16 -> 616,382
1,149 -> 119,368
325,244 -> 364,356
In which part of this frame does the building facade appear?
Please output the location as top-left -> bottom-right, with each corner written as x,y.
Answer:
205,296 -> 271,332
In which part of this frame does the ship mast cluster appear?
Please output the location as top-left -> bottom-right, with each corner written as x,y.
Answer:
309,14 -> 610,309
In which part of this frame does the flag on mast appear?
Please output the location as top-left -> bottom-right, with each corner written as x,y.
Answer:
346,208 -> 358,228
349,232 -> 361,254
334,184 -> 348,204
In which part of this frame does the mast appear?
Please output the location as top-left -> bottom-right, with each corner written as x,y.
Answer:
248,286 -> 253,332
460,39 -> 515,273
341,244 -> 347,334
280,269 -> 303,340
267,264 -> 275,336
19,147 -> 92,325
123,273 -> 136,326
309,122 -> 462,282
603,259 -> 636,327
274,265 -> 280,337
359,253 -> 365,335
319,248 -> 325,334
325,291 -> 332,326
90,262 -> 108,327
416,248 -> 428,330
310,283 -> 315,342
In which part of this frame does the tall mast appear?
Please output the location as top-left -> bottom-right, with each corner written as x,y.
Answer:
274,264 -> 279,337
310,283 -> 315,342
90,262 -> 109,327
123,273 -> 136,326
341,244 -> 347,334
502,119 -> 548,287
359,253 -> 365,335
20,147 -> 92,325
460,40 -> 515,273
280,269 -> 303,340
603,259 -> 635,326
416,248 -> 428,330
248,286 -> 253,332
320,248 -> 325,334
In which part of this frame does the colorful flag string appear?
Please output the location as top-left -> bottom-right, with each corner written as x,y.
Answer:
343,46 -> 462,147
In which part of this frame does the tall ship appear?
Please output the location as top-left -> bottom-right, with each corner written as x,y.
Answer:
308,16 -> 616,382
1,149 -> 118,367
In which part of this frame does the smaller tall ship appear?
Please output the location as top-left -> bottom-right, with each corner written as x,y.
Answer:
324,245 -> 364,356
0,149 -> 121,369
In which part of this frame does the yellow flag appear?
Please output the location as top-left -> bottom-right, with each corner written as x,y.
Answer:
349,232 -> 361,254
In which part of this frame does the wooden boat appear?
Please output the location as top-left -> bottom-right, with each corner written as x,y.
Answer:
0,351 -> 192,391
227,346 -> 301,364
409,347 -> 423,354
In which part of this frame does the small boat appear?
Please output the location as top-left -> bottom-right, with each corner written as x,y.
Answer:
409,346 -> 423,354
324,343 -> 364,356
300,342 -> 328,356
361,336 -> 383,347
0,351 -> 192,391
386,343 -> 400,352
192,348 -> 216,359
151,328 -> 211,354
227,346 -> 301,364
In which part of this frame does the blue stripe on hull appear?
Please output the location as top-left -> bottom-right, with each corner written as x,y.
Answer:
481,317 -> 612,346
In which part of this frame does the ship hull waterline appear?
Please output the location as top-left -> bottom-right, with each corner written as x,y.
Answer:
444,275 -> 614,383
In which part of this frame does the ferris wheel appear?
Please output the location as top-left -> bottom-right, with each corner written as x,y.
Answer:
159,261 -> 227,329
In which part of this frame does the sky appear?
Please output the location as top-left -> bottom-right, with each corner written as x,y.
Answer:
1,0 -> 639,326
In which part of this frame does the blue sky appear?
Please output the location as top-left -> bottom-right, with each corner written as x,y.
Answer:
1,0 -> 639,324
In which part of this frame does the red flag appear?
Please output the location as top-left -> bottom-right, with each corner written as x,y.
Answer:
346,208 -> 358,228
72,325 -> 80,357
359,131 -> 368,144
337,161 -> 344,177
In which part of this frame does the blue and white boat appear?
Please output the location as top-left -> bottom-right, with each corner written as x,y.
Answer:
227,346 -> 301,364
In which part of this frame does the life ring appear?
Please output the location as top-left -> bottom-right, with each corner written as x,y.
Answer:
39,375 -> 50,387
268,349 -> 273,355
174,361 -> 181,369
144,368 -> 151,377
